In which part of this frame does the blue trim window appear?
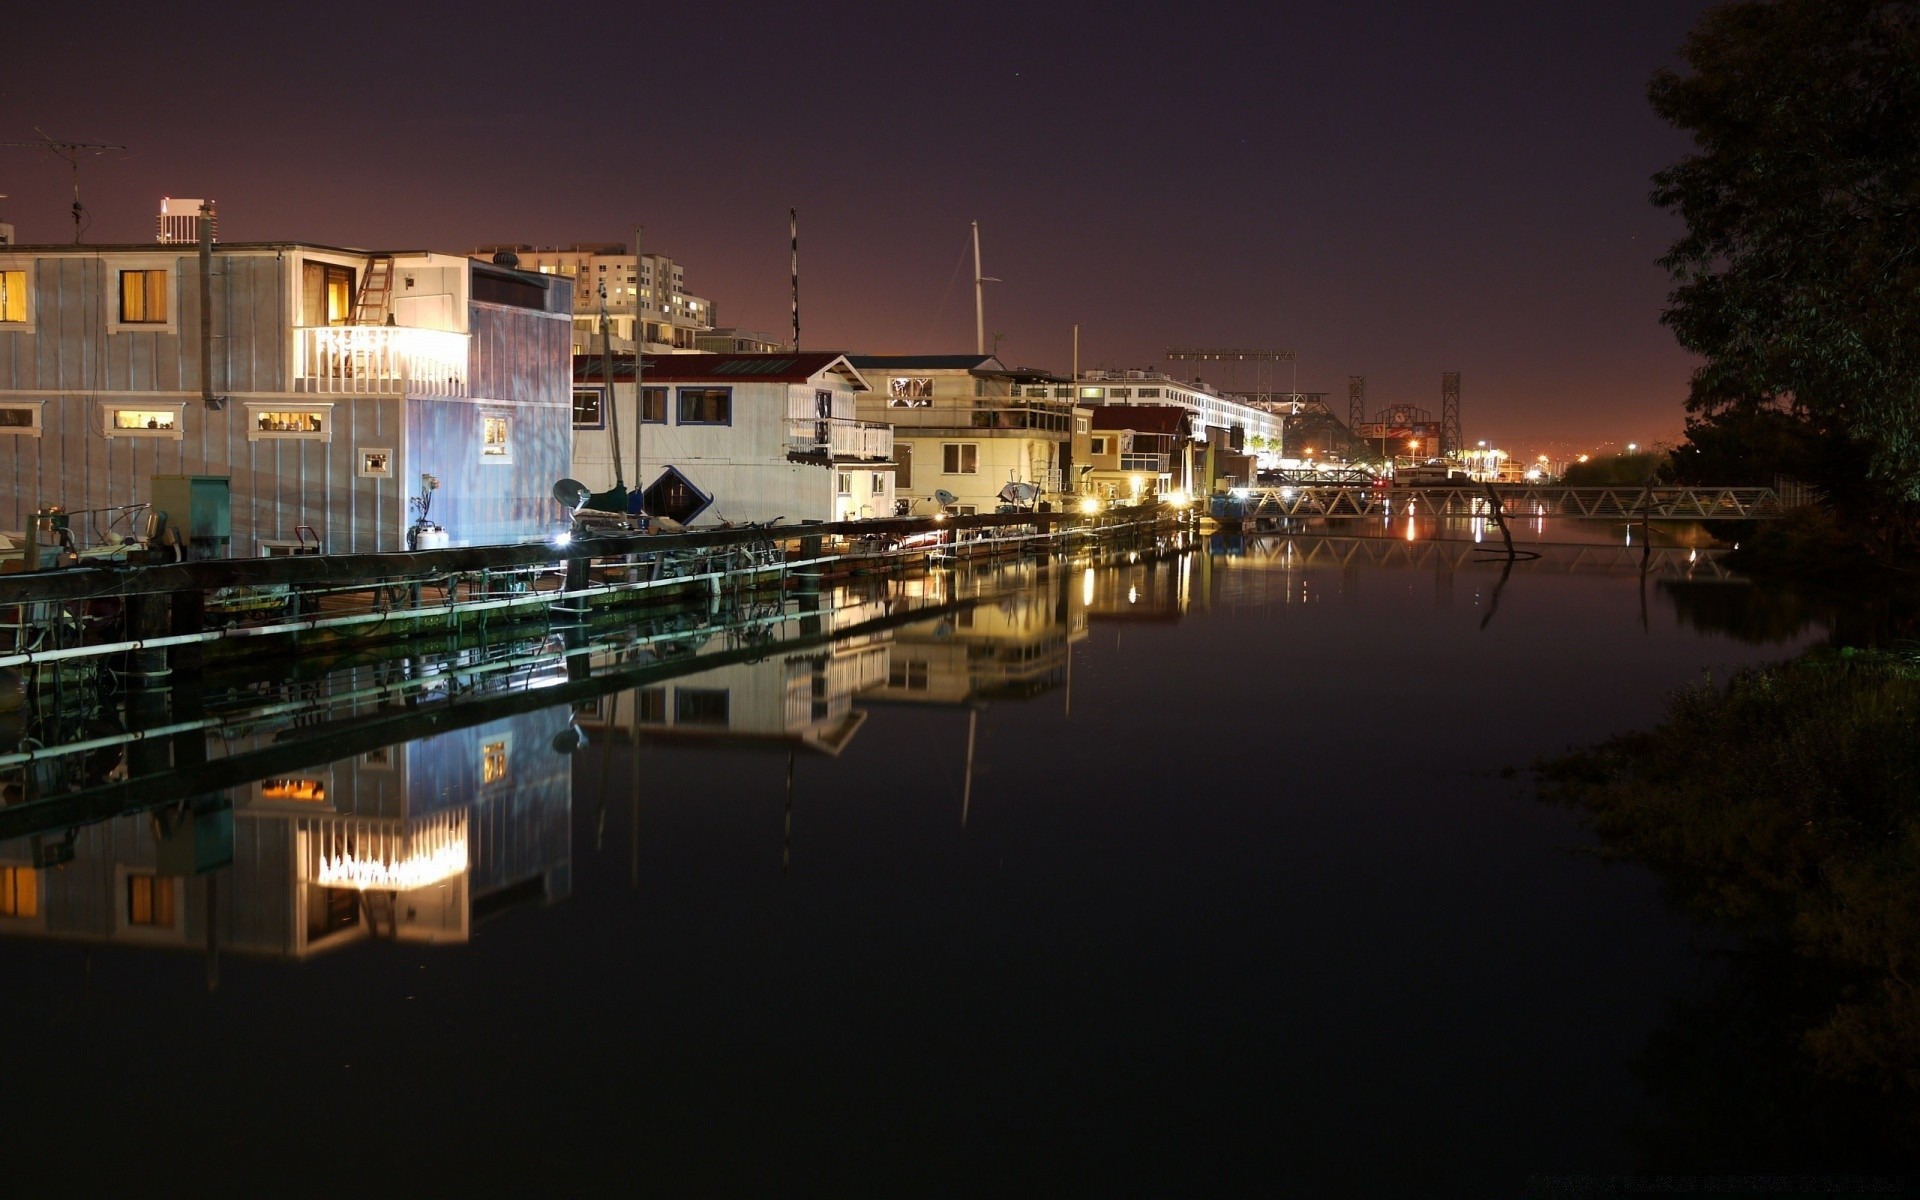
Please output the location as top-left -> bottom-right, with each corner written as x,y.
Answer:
677,386 -> 732,425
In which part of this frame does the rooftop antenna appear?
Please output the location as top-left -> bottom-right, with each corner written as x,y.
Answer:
0,130 -> 128,243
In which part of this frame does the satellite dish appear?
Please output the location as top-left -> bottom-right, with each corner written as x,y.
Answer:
552,478 -> 591,513
934,488 -> 959,506
550,726 -> 588,755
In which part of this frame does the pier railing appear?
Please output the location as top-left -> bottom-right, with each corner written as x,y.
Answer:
1216,484 -> 1785,522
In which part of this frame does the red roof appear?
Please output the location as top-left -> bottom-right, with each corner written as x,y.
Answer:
1086,404 -> 1189,435
575,352 -> 865,387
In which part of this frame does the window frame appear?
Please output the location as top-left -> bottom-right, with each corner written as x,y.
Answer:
108,260 -> 178,334
358,447 -> 394,479
0,264 -> 34,329
481,734 -> 513,786
942,442 -> 978,475
101,402 -> 186,440
676,386 -> 732,426
480,411 -> 513,464
245,402 -> 334,443
1089,436 -> 1109,456
0,401 -> 44,438
573,387 -> 606,430
640,385 -> 667,424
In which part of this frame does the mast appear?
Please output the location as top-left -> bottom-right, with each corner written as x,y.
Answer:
972,221 -> 984,356
632,224 -> 645,507
790,208 -> 800,351
600,279 -> 623,488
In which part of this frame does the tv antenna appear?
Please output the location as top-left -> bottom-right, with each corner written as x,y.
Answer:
0,130 -> 128,243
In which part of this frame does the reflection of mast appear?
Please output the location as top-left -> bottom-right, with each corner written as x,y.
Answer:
961,706 -> 979,827
630,688 -> 642,890
206,871 -> 219,994
782,750 -> 795,876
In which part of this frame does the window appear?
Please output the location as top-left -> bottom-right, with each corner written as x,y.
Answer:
0,867 -> 37,918
677,387 -> 731,425
1110,388 -> 1132,400
573,389 -> 605,429
127,875 -> 175,927
675,688 -> 730,726
640,386 -> 667,423
837,472 -> 852,496
260,778 -> 327,802
1090,437 -> 1109,456
119,269 -> 168,324
104,405 -> 185,438
1139,388 -> 1162,398
942,443 -> 978,474
1079,387 -> 1105,400
0,269 -> 27,323
247,405 -> 331,442
0,404 -> 42,437
871,472 -> 887,493
301,261 -> 357,326
636,687 -> 667,724
359,448 -> 393,478
1075,416 -> 1090,434
888,661 -> 929,691
482,739 -> 510,784
481,414 -> 512,462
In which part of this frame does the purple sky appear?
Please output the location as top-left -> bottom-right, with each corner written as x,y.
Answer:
4,0 -> 1713,449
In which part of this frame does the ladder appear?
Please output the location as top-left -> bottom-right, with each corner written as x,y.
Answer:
353,254 -> 395,325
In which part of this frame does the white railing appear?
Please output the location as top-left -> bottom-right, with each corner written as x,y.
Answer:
787,417 -> 892,461
295,326 -> 469,397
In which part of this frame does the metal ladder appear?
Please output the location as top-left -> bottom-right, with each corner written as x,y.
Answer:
353,254 -> 396,325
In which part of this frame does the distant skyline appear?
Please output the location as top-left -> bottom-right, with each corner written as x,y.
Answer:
2,0 -> 1715,448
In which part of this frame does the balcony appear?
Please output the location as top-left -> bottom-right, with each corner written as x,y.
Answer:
295,325 -> 469,398
1120,452 -> 1169,473
787,417 -> 893,462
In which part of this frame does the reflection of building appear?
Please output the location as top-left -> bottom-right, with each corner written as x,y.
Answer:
1082,555 -> 1193,624
579,641 -> 890,756
862,570 -> 1085,705
847,355 -> 1072,514
573,353 -> 893,524
0,709 -> 574,959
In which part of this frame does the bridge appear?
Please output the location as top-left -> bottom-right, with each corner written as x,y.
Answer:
1213,484 -> 1786,523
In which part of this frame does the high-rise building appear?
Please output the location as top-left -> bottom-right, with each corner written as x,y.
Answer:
471,241 -> 714,355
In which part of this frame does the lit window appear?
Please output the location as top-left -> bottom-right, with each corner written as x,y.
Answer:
482,739 -> 509,784
260,777 -> 327,802
119,269 -> 168,324
127,874 -> 175,927
0,269 -> 27,323
359,448 -> 393,478
0,866 -> 38,918
109,408 -> 181,435
481,414 -> 512,460
249,408 -> 330,440
942,443 -> 978,475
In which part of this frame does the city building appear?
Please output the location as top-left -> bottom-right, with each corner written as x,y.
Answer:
0,233 -> 574,554
572,352 -> 892,525
1075,369 -> 1284,450
695,327 -> 786,354
472,242 -> 714,355
846,354 -> 1073,515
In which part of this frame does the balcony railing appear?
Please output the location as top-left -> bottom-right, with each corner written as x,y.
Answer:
787,417 -> 893,461
1120,452 -> 1169,473
295,325 -> 469,398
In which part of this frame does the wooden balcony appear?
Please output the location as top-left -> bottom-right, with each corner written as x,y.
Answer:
294,325 -> 469,398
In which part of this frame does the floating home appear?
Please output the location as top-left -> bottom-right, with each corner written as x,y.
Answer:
0,238 -> 573,556
572,352 -> 893,525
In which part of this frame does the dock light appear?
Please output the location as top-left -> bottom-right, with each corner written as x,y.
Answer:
1079,496 -> 1102,514
553,530 -> 573,546
1162,491 -> 1189,508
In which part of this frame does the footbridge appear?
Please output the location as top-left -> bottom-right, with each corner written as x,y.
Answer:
1213,484 -> 1786,524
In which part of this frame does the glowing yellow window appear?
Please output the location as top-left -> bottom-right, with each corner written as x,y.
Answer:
119,269 -> 168,323
481,416 -> 510,458
260,778 -> 327,802
114,409 -> 177,431
254,411 -> 326,434
127,874 -> 175,927
482,740 -> 509,784
0,270 -> 25,323
0,866 -> 38,918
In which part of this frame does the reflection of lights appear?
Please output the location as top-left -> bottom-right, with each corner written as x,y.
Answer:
314,812 -> 468,891
1162,490 -> 1189,507
1127,586 -> 1138,604
1405,518 -> 1418,542
1524,468 -> 1542,481
1280,487 -> 1295,500
1082,567 -> 1095,606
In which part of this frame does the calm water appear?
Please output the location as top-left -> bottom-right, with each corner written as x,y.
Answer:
0,530 -> 1852,1192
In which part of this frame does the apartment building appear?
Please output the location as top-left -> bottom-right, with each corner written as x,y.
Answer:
473,241 -> 713,355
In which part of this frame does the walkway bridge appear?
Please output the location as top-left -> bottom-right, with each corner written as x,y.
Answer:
1214,484 -> 1786,523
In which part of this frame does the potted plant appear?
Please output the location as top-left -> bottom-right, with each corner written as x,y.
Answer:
408,473 -> 448,550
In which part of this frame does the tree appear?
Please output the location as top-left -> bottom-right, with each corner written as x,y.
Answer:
1652,1 -> 1920,544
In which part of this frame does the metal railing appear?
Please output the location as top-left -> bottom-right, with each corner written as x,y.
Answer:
294,325 -> 469,397
1216,484 -> 1785,521
786,417 -> 893,460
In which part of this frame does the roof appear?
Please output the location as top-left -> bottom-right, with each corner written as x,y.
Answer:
845,354 -> 1006,373
1087,404 -> 1190,435
575,352 -> 869,389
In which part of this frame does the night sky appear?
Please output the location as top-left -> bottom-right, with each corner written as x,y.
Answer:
5,0 -> 1714,449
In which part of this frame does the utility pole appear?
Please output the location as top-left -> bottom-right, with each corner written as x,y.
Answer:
599,279 -> 623,488
632,224 -> 646,509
